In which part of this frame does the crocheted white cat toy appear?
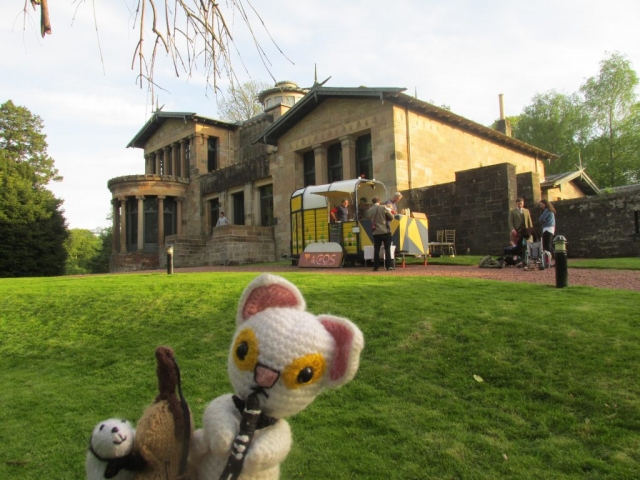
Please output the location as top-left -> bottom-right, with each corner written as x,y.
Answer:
86,418 -> 137,480
190,273 -> 365,480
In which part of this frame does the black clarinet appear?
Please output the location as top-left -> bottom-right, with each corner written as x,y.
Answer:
219,392 -> 261,480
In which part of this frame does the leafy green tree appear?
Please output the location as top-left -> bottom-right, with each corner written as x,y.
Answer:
64,229 -> 102,275
0,100 -> 60,189
0,193 -> 68,277
511,91 -> 590,174
580,52 -> 639,187
0,100 -> 68,277
87,226 -> 113,274
217,80 -> 272,122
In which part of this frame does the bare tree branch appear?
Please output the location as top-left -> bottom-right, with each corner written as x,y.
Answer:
22,1 -> 293,109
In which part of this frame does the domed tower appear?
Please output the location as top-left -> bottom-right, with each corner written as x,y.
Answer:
258,81 -> 307,120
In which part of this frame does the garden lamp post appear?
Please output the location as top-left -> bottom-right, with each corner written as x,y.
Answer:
553,235 -> 568,288
166,245 -> 174,275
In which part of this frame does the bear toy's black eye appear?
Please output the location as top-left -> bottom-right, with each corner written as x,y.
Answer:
236,341 -> 249,360
297,367 -> 314,383
99,424 -> 105,431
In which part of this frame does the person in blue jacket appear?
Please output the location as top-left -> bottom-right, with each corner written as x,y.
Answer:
539,199 -> 556,259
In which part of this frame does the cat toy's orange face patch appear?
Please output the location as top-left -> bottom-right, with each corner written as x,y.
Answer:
281,353 -> 326,389
232,328 -> 259,372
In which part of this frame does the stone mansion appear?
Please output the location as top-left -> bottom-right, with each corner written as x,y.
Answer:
108,81 -> 575,271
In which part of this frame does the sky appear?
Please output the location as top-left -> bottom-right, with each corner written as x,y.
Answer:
2,0 -> 639,231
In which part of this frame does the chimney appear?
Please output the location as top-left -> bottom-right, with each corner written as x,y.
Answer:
495,93 -> 512,137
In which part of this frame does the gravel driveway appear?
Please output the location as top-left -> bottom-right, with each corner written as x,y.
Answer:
152,263 -> 640,291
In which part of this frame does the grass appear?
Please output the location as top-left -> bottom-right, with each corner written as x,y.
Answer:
1,272 -> 639,479
568,257 -> 640,270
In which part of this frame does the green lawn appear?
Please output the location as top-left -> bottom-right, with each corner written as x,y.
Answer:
1,272 -> 639,479
568,257 -> 640,270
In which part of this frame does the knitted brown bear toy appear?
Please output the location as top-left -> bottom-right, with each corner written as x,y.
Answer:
132,346 -> 192,480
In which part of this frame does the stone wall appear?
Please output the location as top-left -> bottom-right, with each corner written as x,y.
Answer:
207,225 -> 276,265
404,164 -> 640,258
110,252 -> 159,272
548,187 -> 640,258
162,235 -> 207,268
516,171 -> 541,207
393,106 -> 546,193
403,163 -> 516,255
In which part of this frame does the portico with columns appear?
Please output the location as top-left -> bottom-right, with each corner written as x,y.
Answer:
108,175 -> 188,259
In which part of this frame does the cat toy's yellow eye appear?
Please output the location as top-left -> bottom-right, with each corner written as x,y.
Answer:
282,353 -> 326,389
232,329 -> 259,371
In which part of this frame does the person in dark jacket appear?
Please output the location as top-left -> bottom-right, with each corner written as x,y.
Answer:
366,197 -> 394,271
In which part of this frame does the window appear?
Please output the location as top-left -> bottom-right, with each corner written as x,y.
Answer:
165,149 -> 173,176
356,134 -> 373,180
175,146 -> 181,177
207,137 -> 218,172
303,151 -> 315,187
144,197 -> 158,247
328,143 -> 343,183
260,185 -> 275,226
126,198 -> 138,251
185,140 -> 191,176
232,192 -> 245,225
163,199 -> 176,237
210,198 -> 220,234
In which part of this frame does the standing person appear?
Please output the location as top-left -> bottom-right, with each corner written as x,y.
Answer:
357,197 -> 369,219
216,212 -> 230,227
337,198 -> 350,222
366,197 -> 394,271
539,199 -> 556,259
385,192 -> 403,215
329,205 -> 338,223
508,197 -> 533,244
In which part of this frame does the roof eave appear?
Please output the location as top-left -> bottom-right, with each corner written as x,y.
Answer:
253,86 -> 407,145
127,112 -> 238,149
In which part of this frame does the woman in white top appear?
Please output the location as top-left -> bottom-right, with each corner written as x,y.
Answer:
216,212 -> 230,227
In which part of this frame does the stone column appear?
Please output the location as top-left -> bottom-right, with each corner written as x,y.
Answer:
340,135 -> 356,179
119,197 -> 127,253
136,196 -> 145,251
144,155 -> 150,174
179,140 -> 187,178
112,200 -> 119,253
155,151 -> 161,175
244,182 -> 253,226
157,196 -> 165,248
176,196 -> 184,235
313,144 -> 328,186
171,143 -> 179,177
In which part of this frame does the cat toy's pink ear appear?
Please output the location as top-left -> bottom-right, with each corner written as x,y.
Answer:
236,274 -> 306,324
319,315 -> 365,388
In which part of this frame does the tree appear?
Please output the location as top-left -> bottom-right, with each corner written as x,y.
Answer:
0,100 -> 68,277
0,192 -> 68,277
0,100 -> 60,189
580,52 -> 639,187
511,91 -> 590,174
217,80 -> 271,122
87,226 -> 113,274
510,53 -> 640,188
23,1 -> 288,101
64,229 -> 102,275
